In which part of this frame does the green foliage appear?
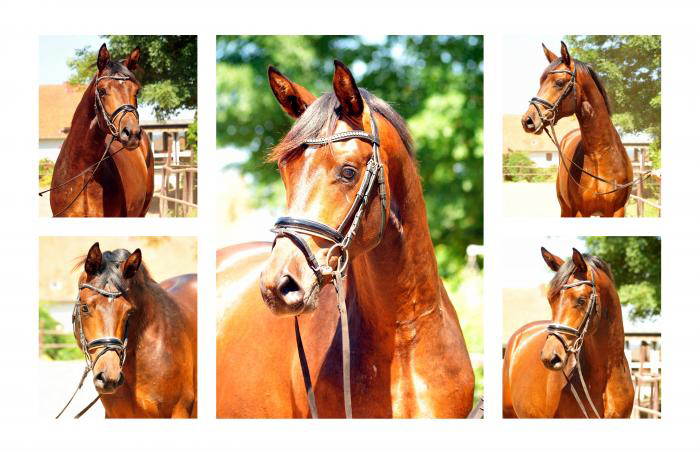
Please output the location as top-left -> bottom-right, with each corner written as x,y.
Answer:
39,158 -> 54,189
187,116 -> 198,164
39,304 -> 82,361
503,152 -> 556,182
584,236 -> 661,319
68,35 -> 197,120
565,35 -> 661,167
217,36 -> 483,278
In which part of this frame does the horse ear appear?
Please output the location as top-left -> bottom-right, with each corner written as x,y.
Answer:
542,43 -> 557,63
560,41 -> 571,66
125,47 -> 141,71
122,249 -> 142,279
85,242 -> 102,276
541,246 -> 564,272
97,43 -> 110,72
572,248 -> 587,274
333,60 -> 364,118
268,66 -> 316,119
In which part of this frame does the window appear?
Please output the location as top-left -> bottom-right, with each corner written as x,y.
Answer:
546,153 -> 552,161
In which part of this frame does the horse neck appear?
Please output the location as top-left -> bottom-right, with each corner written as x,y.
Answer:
65,78 -> 105,163
581,283 -> 626,380
126,276 -> 172,345
574,73 -> 622,161
348,148 -> 442,342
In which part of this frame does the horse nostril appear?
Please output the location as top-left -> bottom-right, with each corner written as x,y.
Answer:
121,126 -> 132,140
276,274 -> 304,306
550,353 -> 562,367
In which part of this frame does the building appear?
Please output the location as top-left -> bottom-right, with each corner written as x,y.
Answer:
39,84 -> 85,161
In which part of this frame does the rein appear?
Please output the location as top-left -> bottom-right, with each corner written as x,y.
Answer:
546,271 -> 600,418
530,66 -> 651,196
56,283 -> 129,419
39,74 -> 138,217
270,102 -> 386,418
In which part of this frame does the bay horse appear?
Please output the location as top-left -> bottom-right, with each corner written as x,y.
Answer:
521,42 -> 634,217
59,243 -> 197,418
502,247 -> 633,418
48,43 -> 154,217
216,61 -> 474,418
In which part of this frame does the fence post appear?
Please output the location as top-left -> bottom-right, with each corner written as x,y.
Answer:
637,151 -> 645,217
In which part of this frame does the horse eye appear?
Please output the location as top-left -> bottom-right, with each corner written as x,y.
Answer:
340,166 -> 357,181
98,88 -> 106,96
555,79 -> 564,88
81,304 -> 89,314
576,297 -> 586,306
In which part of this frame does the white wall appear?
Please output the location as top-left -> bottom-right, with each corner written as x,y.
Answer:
39,139 -> 63,161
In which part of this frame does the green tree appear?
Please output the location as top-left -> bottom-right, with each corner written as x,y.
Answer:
217,36 -> 483,279
39,305 -> 82,361
68,35 -> 197,120
585,236 -> 661,320
564,35 -> 661,167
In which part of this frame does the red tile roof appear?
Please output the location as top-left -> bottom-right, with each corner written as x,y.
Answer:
39,84 -> 86,140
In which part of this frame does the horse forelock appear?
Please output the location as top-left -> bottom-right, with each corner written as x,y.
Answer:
547,253 -> 614,301
74,248 -> 152,294
269,88 -> 414,164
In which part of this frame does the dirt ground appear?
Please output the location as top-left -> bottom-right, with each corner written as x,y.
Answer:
39,359 -> 105,419
503,182 -> 560,217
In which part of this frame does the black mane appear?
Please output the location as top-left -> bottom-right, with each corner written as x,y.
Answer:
270,88 -> 414,162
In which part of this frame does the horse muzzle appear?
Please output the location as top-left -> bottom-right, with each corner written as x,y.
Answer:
119,123 -> 143,150
93,369 -> 125,394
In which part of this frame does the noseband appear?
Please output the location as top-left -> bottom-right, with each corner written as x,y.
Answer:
270,102 -> 387,419
546,270 -> 601,418
56,283 -> 130,419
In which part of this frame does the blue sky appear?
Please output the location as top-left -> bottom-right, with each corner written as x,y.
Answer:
502,34 -> 565,114
39,35 -> 104,84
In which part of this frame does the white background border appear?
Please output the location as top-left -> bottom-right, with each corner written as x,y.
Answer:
1,1 -> 699,450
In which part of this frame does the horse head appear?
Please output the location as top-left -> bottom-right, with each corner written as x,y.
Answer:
75,242 -> 142,394
93,43 -> 143,149
522,41 -> 580,134
259,61 -> 398,316
539,247 -> 605,371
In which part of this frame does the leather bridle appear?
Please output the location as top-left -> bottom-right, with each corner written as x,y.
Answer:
39,73 -> 139,217
56,283 -> 130,419
546,270 -> 601,418
270,102 -> 386,418
529,64 -> 650,197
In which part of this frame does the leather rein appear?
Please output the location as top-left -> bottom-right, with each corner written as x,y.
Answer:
39,74 -> 139,217
546,270 -> 601,418
56,283 -> 130,419
270,102 -> 386,418
530,65 -> 651,196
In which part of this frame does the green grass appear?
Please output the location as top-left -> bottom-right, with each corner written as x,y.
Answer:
39,159 -> 54,189
625,197 -> 660,217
